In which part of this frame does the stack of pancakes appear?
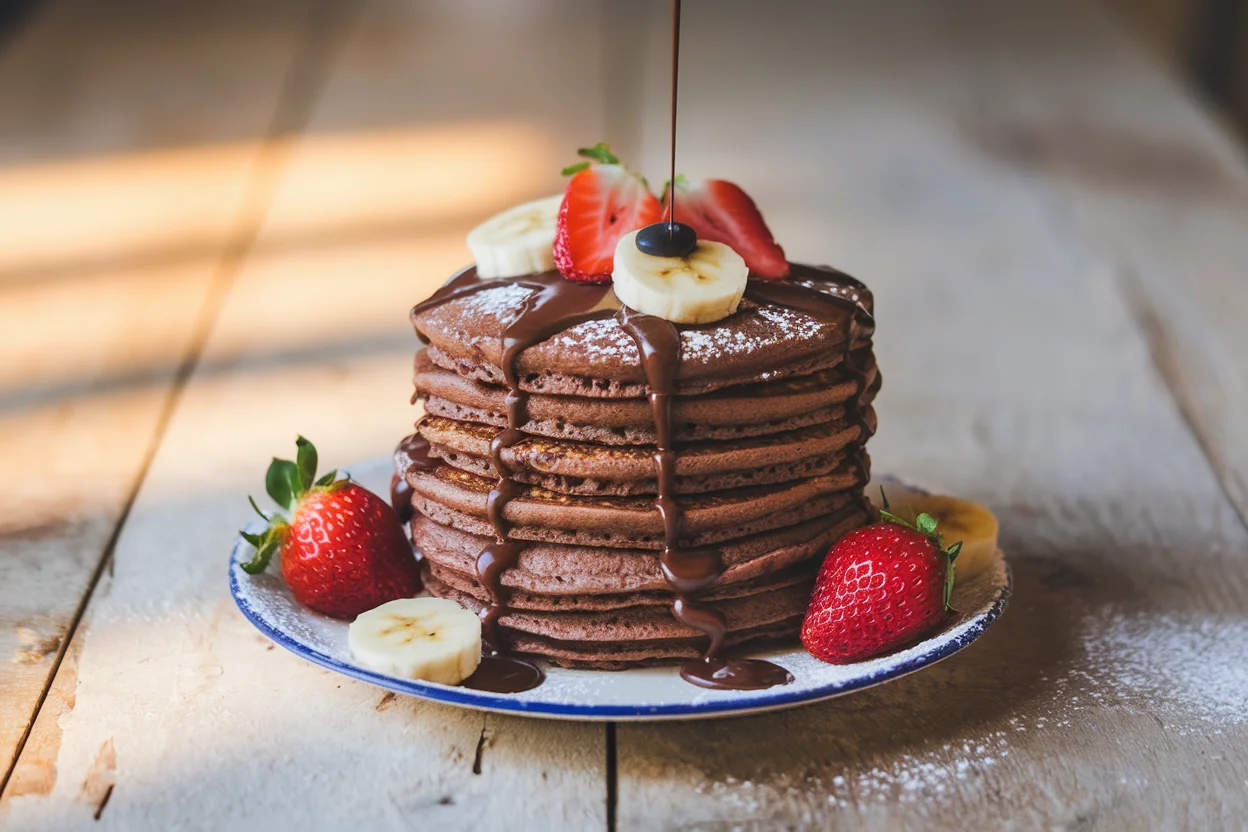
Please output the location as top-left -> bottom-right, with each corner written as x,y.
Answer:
403,270 -> 878,669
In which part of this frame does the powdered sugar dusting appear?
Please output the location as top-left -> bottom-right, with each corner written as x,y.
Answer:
458,283 -> 534,325
554,317 -> 638,362
547,306 -> 837,365
1078,609 -> 1248,733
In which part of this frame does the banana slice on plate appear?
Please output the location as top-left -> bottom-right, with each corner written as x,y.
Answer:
467,195 -> 564,278
611,229 -> 748,324
348,597 -> 482,684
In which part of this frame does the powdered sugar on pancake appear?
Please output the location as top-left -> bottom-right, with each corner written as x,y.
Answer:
547,303 -> 840,366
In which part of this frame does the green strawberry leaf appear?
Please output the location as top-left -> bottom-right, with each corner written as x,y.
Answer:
295,435 -> 318,491
576,142 -> 618,165
248,495 -> 269,521
314,469 -> 338,487
944,559 -> 956,609
239,530 -> 263,547
240,529 -> 283,575
561,161 -> 591,177
946,541 -> 962,564
916,513 -> 938,537
265,458 -> 299,509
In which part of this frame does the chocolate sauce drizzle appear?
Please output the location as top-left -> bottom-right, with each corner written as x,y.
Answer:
407,264 -> 874,691
412,269 -> 615,651
391,433 -> 438,524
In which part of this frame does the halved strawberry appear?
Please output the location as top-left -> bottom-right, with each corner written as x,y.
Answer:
662,178 -> 789,279
554,143 -> 663,284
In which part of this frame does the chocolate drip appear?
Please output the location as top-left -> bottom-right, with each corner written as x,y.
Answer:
413,268 -> 616,656
616,306 -> 793,690
391,433 -> 438,524
745,266 -> 878,522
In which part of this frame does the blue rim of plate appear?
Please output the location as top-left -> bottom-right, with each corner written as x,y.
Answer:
229,535 -> 1012,720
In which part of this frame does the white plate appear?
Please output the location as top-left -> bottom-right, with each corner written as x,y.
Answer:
230,458 -> 1010,721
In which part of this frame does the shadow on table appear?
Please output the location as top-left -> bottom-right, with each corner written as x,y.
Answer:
614,549 -> 1177,783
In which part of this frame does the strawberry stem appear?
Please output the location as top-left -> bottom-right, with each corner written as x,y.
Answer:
243,436 -> 336,575
296,435 -> 317,491
878,487 -> 963,611
240,524 -> 286,575
561,142 -> 623,177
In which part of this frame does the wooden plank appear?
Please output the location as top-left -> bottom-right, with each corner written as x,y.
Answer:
949,0 -> 1248,532
0,0 -> 315,788
615,1 -> 1248,828
3,1 -> 612,827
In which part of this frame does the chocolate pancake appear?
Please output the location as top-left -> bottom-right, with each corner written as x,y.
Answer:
413,507 -> 867,602
412,266 -> 872,397
426,572 -> 813,669
398,261 -> 879,676
408,464 -> 868,548
426,558 -> 817,612
417,411 -> 875,496
503,619 -> 805,670
413,348 -> 880,446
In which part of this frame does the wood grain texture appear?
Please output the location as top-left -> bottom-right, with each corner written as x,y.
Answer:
949,0 -> 1248,533
0,0 -> 315,785
617,1 -> 1248,829
7,0 -> 1248,828
2,1 -> 612,827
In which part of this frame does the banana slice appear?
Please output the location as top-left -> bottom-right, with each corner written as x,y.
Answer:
348,597 -> 482,684
467,195 -> 564,278
611,229 -> 748,324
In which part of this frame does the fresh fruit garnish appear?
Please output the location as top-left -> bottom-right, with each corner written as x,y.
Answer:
800,498 -> 962,664
467,194 -> 563,278
662,177 -> 789,279
876,491 -> 998,580
554,143 -> 663,284
612,229 -> 747,324
349,597 -> 482,684
240,436 -> 421,620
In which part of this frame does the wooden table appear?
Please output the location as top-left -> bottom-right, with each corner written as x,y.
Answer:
3,0 -> 1247,828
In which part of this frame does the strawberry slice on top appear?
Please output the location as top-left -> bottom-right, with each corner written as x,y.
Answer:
663,177 -> 790,279
554,143 -> 663,284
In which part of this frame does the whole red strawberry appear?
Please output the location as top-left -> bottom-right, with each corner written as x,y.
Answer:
662,177 -> 789,279
801,505 -> 961,663
554,142 -> 663,284
240,436 -> 420,619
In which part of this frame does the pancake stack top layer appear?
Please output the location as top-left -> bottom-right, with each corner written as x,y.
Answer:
397,263 -> 879,674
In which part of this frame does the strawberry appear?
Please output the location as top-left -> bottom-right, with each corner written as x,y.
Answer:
240,436 -> 421,619
554,143 -> 663,283
662,177 -> 789,279
800,501 -> 961,663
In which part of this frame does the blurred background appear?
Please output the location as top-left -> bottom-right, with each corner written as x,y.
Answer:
3,0 -> 1246,572
2,0 -> 1245,511
4,0 -> 1248,800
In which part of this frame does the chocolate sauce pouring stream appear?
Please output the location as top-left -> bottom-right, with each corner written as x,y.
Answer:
666,0 -> 681,241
